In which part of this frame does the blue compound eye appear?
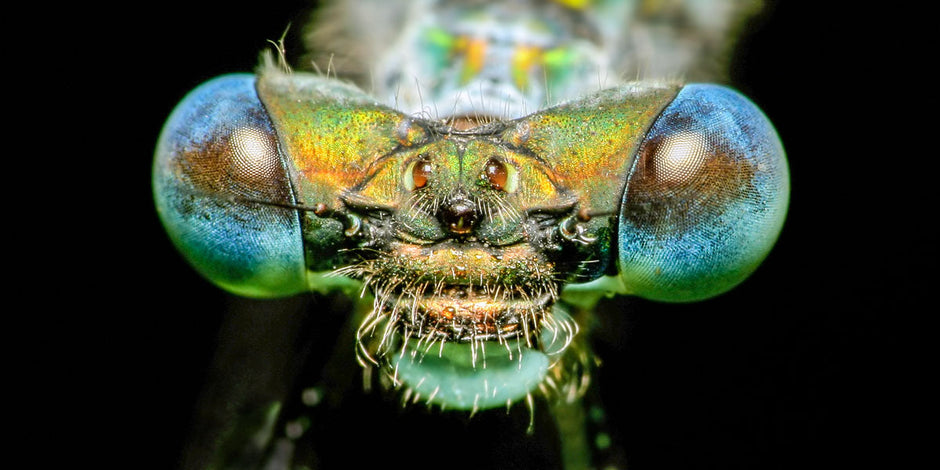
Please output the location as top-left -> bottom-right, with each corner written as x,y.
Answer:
153,75 -> 308,298
617,84 -> 790,302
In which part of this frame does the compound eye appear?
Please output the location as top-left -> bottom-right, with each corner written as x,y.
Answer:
152,74 -> 307,298
646,131 -> 709,186
481,157 -> 518,192
617,84 -> 789,302
404,155 -> 433,190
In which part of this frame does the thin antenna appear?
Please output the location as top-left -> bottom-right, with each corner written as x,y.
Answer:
596,62 -> 603,92
327,53 -> 336,79
267,22 -> 293,73
369,66 -> 376,96
542,65 -> 551,109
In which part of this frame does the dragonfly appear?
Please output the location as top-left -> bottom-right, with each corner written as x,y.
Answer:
153,1 -> 789,468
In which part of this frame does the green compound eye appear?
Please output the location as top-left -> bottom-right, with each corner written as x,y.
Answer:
617,84 -> 789,302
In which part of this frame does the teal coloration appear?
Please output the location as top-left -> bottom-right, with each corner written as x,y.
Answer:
153,74 -> 789,414
392,338 -> 550,410
617,84 -> 789,302
156,2 -> 790,468
153,74 -> 308,298
391,306 -> 575,410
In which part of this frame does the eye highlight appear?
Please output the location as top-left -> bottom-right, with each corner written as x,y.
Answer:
404,155 -> 433,190
481,157 -> 518,192
647,131 -> 709,186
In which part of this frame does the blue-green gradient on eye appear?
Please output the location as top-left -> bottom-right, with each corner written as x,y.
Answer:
617,84 -> 789,302
153,75 -> 308,298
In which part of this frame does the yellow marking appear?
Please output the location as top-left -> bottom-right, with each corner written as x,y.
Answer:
512,45 -> 543,91
460,37 -> 487,84
552,0 -> 592,9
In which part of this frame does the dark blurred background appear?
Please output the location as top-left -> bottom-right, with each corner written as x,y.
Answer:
75,1 -> 923,469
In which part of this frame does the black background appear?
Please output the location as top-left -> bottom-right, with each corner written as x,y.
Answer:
62,1 -> 924,469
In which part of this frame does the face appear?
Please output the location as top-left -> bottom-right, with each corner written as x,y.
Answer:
155,67 -> 788,411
